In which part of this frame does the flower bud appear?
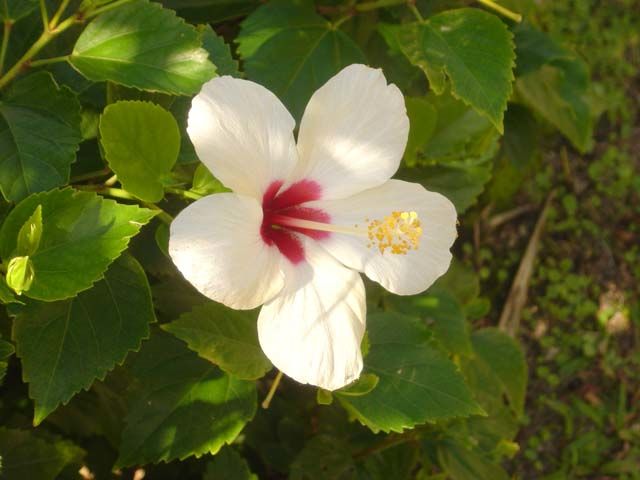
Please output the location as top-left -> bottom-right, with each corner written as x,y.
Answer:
6,256 -> 35,296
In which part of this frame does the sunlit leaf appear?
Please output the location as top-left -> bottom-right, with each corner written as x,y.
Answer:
71,0 -> 215,95
199,25 -> 240,77
162,302 -> 272,380
0,188 -> 155,301
100,101 -> 180,202
388,9 -> 515,132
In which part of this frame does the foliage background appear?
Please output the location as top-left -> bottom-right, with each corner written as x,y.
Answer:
0,0 -> 638,478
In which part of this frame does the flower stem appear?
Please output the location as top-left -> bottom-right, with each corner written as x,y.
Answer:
0,21 -> 12,76
0,14 -> 78,90
39,0 -> 49,30
49,0 -> 72,29
165,187 -> 204,201
262,371 -> 283,409
477,0 -> 522,22
143,203 -> 174,225
70,167 -> 111,183
332,13 -> 354,28
407,2 -> 424,22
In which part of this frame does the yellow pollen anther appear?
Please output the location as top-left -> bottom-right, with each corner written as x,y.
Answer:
366,211 -> 423,255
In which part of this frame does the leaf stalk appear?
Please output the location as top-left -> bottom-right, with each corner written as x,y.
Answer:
0,21 -> 12,76
477,0 -> 522,22
262,371 -> 283,409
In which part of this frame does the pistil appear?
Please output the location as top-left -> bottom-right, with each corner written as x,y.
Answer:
271,210 -> 424,255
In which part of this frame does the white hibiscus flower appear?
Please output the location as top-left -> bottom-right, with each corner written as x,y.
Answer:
169,64 -> 457,391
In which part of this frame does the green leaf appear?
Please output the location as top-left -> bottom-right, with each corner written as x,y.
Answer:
386,290 -> 473,357
398,161 -> 493,214
13,254 -> 155,425
516,60 -> 592,153
163,302 -> 271,380
0,428 -> 84,480
191,163 -> 229,196
513,22 -> 572,77
117,330 -> 257,466
160,0 -> 259,24
416,92 -> 499,166
398,92 -> 498,213
0,0 -> 37,21
459,353 -> 520,449
512,23 -> 592,152
404,97 -> 437,166
389,9 -> 515,132
237,0 -> 366,120
5,255 -> 34,295
152,276 -> 209,319
0,72 -> 81,202
438,441 -> 510,480
0,277 -> 20,304
16,205 -> 42,256
0,188 -> 155,301
70,0 -> 216,95
204,447 -> 258,480
46,368 -> 130,447
359,443 -> 420,480
486,104 -> 540,207
431,259 -> 481,307
337,373 -> 379,397
199,25 -> 240,77
0,337 -> 14,384
470,328 -> 527,417
289,435 -> 356,480
337,313 -> 483,433
154,223 -> 169,257
100,101 -> 180,202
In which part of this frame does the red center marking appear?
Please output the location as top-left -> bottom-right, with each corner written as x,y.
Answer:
261,179 -> 330,264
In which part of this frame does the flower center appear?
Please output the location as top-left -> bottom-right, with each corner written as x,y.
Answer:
260,180 -> 329,264
261,180 -> 423,264
273,211 -> 423,255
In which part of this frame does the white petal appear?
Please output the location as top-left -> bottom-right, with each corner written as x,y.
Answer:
187,76 -> 298,198
310,180 -> 457,295
258,241 -> 366,391
292,64 -> 409,199
169,193 -> 285,309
